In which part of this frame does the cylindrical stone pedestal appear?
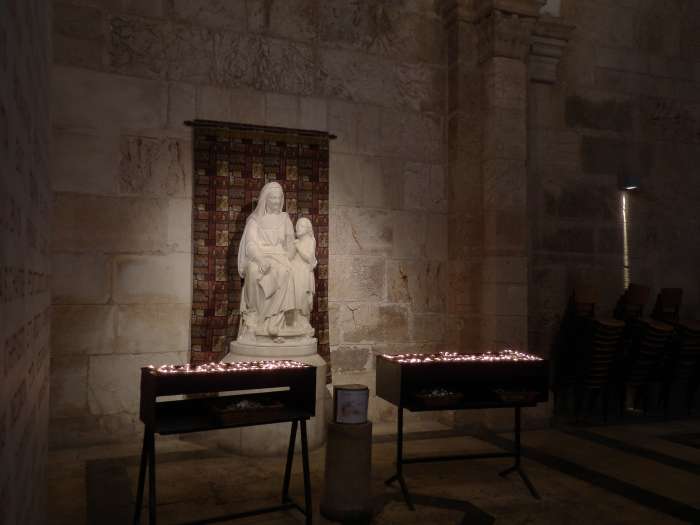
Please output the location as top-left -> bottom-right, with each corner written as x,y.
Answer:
320,421 -> 373,522
218,339 -> 329,456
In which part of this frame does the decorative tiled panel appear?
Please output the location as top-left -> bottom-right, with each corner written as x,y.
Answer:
190,124 -> 330,371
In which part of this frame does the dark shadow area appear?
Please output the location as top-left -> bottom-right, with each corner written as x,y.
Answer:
481,432 -> 700,524
559,427 -> 700,476
86,459 -> 134,525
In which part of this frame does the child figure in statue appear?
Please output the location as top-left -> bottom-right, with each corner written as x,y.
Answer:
291,217 -> 316,337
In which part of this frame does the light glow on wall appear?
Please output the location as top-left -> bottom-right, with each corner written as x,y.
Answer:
622,193 -> 630,289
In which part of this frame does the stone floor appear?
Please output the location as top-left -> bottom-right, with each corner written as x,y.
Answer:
48,417 -> 700,524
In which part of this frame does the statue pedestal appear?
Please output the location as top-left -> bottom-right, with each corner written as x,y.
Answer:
218,339 -> 329,456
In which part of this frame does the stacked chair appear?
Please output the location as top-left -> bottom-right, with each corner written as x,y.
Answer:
574,317 -> 625,422
617,318 -> 675,417
614,283 -> 652,357
555,282 -> 700,422
659,321 -> 700,417
651,288 -> 683,325
570,285 -> 597,318
614,283 -> 651,322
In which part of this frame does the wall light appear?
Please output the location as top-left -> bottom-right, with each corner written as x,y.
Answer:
619,173 -> 640,191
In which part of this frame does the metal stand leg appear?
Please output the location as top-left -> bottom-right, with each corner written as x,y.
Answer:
133,430 -> 149,524
282,420 -> 298,504
148,430 -> 157,524
499,407 -> 540,500
300,419 -> 312,525
385,407 -> 414,510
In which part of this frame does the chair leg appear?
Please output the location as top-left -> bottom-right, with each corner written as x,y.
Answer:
557,384 -> 572,418
554,386 -> 563,417
602,386 -> 609,424
640,386 -> 649,415
588,389 -> 600,419
618,385 -> 626,420
662,383 -> 671,419
688,383 -> 698,416
574,386 -> 584,423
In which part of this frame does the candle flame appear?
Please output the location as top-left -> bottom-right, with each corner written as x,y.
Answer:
151,360 -> 310,374
383,349 -> 542,364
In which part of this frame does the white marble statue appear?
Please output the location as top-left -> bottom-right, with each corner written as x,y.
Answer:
236,181 -> 316,343
224,183 -> 326,456
291,217 -> 316,337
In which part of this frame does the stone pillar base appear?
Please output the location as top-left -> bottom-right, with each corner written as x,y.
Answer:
320,421 -> 373,522
217,340 -> 329,456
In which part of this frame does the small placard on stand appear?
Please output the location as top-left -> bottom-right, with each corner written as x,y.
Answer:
332,384 -> 369,424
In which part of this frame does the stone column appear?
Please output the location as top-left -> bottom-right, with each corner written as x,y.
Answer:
529,16 -> 574,85
444,0 -> 543,358
444,0 -> 546,430
477,0 -> 542,354
444,0 -> 485,355
527,14 -> 574,364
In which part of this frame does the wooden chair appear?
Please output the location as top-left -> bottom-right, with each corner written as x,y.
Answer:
660,321 -> 700,416
651,288 -> 683,325
614,283 -> 651,322
614,284 -> 652,370
617,318 -> 674,417
574,318 -> 625,423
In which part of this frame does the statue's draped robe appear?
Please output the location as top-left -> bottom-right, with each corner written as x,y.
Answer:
238,211 -> 296,335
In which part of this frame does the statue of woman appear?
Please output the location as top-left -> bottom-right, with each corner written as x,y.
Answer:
237,181 -> 297,342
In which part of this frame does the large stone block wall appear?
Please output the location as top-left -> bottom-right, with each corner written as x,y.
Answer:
0,0 -> 52,522
50,63 -> 192,444
48,0 -> 700,444
50,0 -> 448,441
529,0 -> 700,352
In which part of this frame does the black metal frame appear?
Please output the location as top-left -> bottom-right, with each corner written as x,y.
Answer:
133,365 -> 316,525
385,405 -> 540,510
133,418 -> 312,525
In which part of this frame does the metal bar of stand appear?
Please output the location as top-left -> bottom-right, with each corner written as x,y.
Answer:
133,430 -> 149,524
403,452 -> 512,464
385,407 -> 415,510
300,419 -> 313,525
140,418 -> 313,525
184,119 -> 337,140
282,420 -> 298,503
516,407 -> 521,466
517,466 -> 540,499
148,430 -> 157,525
388,404 -> 541,508
498,407 -> 540,500
180,503 -> 298,525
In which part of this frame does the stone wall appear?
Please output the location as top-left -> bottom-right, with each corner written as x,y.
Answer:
528,0 -> 700,353
0,0 -> 52,522
50,0 -> 448,441
50,0 -> 700,444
